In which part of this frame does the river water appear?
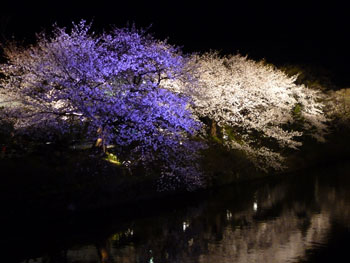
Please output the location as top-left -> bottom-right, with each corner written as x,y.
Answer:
2,162 -> 350,263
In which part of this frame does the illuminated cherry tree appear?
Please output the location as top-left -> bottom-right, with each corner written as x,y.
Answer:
326,88 -> 350,128
164,53 -> 328,171
0,21 -> 204,190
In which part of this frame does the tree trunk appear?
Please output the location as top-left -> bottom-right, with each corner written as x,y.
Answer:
96,238 -> 112,263
94,127 -> 106,153
210,119 -> 217,137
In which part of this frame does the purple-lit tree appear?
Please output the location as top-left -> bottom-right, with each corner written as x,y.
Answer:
0,21 -> 204,190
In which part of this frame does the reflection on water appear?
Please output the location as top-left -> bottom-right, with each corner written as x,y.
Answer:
10,163 -> 350,262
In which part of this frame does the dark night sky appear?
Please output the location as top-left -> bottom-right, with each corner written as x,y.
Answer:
1,1 -> 349,82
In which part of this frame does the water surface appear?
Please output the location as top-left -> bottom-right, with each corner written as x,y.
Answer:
3,162 -> 350,263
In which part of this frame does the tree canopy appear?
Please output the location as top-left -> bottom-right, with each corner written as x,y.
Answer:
164,53 -> 328,170
0,21 -> 204,190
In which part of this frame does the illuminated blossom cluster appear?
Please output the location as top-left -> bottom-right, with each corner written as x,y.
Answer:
0,21 -> 203,190
164,53 -> 328,170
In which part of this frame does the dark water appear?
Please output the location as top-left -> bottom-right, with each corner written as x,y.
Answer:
2,162 -> 350,263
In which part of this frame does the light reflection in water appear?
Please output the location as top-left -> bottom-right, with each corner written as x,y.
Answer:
226,209 -> 232,220
183,221 -> 190,232
253,201 -> 258,211
16,166 -> 350,263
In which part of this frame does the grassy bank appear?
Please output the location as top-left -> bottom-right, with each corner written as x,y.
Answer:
0,149 -> 164,218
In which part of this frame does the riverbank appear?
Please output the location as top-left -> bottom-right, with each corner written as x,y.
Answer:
0,150 -> 155,218
0,145 -> 345,221
0,147 -> 255,226
1,124 -> 350,224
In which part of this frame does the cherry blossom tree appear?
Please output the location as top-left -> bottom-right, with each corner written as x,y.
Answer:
326,88 -> 350,128
0,21 -> 204,190
163,52 -> 328,171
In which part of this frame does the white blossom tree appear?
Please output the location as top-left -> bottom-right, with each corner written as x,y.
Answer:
163,52 -> 328,171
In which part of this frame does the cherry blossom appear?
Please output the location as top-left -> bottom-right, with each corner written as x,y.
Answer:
0,21 -> 203,190
163,52 -> 328,171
